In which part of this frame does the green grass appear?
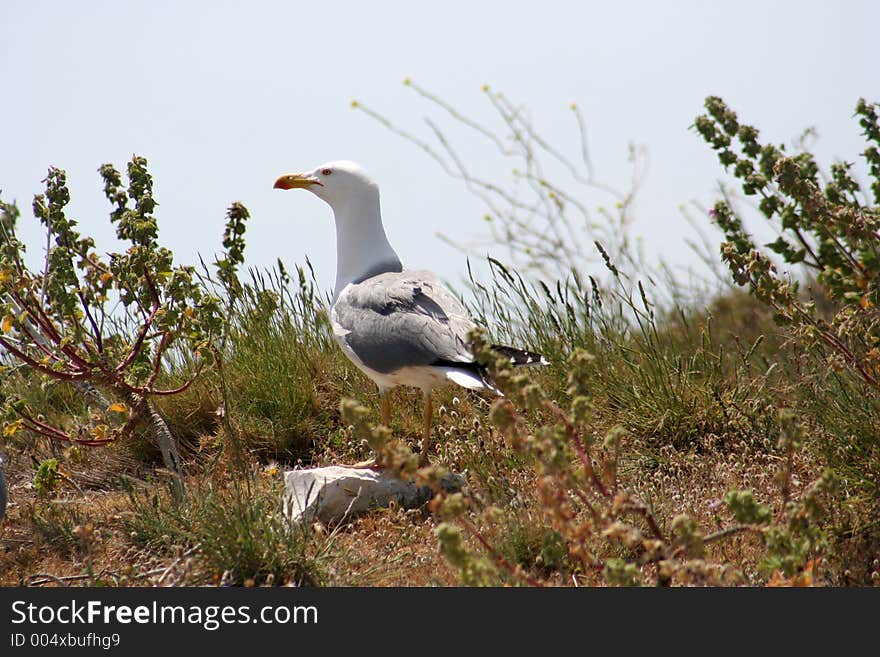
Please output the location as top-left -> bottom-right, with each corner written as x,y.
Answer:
26,501 -> 91,557
156,263 -> 363,461
466,256 -> 783,450
3,253 -> 879,586
125,471 -> 331,586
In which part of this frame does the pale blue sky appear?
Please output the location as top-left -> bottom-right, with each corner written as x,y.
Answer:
2,1 -> 876,294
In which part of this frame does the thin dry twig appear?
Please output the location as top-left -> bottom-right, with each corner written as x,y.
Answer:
154,543 -> 201,586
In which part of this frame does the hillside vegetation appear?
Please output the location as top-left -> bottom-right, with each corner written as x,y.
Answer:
0,96 -> 878,587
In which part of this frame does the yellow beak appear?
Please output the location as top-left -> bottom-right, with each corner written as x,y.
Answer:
273,173 -> 323,190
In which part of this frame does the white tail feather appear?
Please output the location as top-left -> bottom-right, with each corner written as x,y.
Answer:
444,368 -> 487,390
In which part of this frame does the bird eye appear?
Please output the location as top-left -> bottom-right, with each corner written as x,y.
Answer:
321,168 -> 332,176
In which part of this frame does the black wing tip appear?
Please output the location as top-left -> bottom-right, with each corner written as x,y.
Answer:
490,344 -> 550,367
431,345 -> 548,393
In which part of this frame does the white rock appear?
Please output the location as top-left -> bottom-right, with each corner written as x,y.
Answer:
283,465 -> 461,524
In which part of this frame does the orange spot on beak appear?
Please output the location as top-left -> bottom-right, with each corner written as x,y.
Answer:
273,173 -> 323,190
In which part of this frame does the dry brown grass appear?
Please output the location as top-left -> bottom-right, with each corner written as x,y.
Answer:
1,412 -> 823,588
0,285 -> 872,588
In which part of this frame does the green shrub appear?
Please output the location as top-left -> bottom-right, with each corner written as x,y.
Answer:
695,96 -> 880,579
126,473 -> 330,586
0,158 -> 247,490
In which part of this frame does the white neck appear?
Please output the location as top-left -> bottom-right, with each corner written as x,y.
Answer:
330,190 -> 402,301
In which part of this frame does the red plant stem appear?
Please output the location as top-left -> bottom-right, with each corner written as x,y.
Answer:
58,341 -> 98,372
0,336 -> 89,381
570,487 -> 600,522
543,400 -> 610,498
758,278 -> 880,390
144,268 -> 161,310
817,330 -> 879,388
150,363 -> 204,396
12,289 -> 63,345
457,516 -> 545,587
13,291 -> 97,373
68,437 -> 118,446
17,412 -> 77,443
116,269 -> 161,374
115,309 -> 158,373
627,501 -> 666,542
703,525 -> 757,545
76,289 -> 103,355
540,401 -> 665,539
17,410 -> 118,447
146,331 -> 170,388
18,298 -> 102,370
103,374 -> 144,397
3,324 -> 144,397
15,322 -> 64,363
794,305 -> 879,389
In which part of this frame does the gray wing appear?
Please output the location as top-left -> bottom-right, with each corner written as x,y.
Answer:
332,269 -> 477,374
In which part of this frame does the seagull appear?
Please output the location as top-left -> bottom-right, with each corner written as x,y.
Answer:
274,161 -> 546,465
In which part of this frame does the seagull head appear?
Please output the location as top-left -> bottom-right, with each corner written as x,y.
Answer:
273,160 -> 378,208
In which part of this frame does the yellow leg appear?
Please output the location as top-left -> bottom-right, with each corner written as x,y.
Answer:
347,389 -> 391,469
419,391 -> 433,466
381,390 -> 391,427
